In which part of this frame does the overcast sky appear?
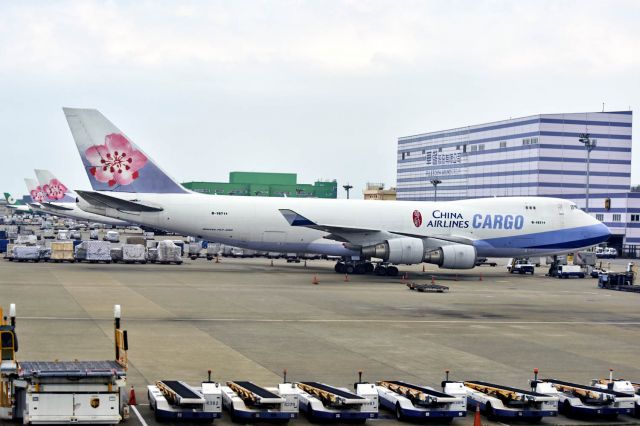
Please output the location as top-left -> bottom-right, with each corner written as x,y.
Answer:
1,0 -> 639,199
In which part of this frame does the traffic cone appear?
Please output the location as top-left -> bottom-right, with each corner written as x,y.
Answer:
304,260 -> 307,268
270,259 -> 274,267
479,273 -> 483,281
431,275 -> 435,284
422,264 -> 426,273
344,273 -> 349,282
312,274 -> 319,285
473,404 -> 481,426
129,385 -> 137,406
215,255 -> 219,263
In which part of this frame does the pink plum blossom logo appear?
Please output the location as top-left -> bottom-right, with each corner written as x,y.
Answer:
43,179 -> 68,200
412,210 -> 423,227
84,133 -> 148,187
30,186 -> 45,203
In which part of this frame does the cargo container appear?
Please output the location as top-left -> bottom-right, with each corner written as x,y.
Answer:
75,241 -> 112,263
50,241 -> 75,262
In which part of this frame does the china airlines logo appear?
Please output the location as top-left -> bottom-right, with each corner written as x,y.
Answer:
412,210 -> 422,227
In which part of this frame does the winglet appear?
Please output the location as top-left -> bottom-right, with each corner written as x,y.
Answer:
279,209 -> 317,226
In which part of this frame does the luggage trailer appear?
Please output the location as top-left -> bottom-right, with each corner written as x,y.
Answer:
376,378 -> 466,421
147,371 -> 222,422
221,380 -> 298,422
295,377 -> 378,422
591,371 -> 640,418
0,304 -> 130,425
464,378 -> 558,421
533,378 -> 635,418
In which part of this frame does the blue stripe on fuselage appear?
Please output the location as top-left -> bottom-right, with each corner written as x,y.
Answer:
474,223 -> 610,255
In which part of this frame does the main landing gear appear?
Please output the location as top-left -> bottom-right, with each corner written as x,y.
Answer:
334,260 -> 399,276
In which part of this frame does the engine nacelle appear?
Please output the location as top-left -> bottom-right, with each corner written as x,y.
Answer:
361,237 -> 425,264
423,244 -> 477,269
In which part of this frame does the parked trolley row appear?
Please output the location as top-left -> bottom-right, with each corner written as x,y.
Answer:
1,303 -> 639,425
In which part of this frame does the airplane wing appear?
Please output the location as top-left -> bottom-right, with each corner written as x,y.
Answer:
279,209 -> 476,247
76,190 -> 164,212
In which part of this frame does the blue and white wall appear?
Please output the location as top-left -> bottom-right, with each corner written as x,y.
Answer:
397,111 -> 637,245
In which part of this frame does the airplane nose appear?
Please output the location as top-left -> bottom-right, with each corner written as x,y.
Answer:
593,222 -> 611,244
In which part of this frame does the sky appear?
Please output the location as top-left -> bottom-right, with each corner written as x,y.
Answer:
1,0 -> 639,199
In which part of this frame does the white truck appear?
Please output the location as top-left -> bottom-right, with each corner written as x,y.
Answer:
556,265 -> 585,279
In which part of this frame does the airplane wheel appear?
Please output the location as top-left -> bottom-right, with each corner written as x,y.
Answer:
354,264 -> 366,274
387,266 -> 399,276
364,263 -> 374,273
345,264 -> 355,274
335,262 -> 345,273
395,403 -> 405,421
375,266 -> 387,276
485,403 -> 496,421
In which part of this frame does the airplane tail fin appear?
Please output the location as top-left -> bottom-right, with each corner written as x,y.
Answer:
4,193 -> 20,205
63,108 -> 186,194
34,169 -> 77,203
24,178 -> 45,203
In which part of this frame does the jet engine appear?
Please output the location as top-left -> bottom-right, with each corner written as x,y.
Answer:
361,237 -> 477,269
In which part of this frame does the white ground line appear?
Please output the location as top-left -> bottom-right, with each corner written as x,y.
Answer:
131,405 -> 148,426
17,316 -> 640,325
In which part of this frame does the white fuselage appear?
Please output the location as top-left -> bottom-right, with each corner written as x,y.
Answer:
42,201 -> 130,226
78,193 -> 610,260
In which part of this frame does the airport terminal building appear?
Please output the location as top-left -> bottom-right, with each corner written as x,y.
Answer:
396,111 -> 639,252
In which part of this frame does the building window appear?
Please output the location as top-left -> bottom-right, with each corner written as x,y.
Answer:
402,153 -> 406,160
478,144 -> 485,151
500,141 -> 507,148
470,145 -> 478,152
463,145 -> 467,153
530,137 -> 538,144
630,214 -> 640,222
613,214 -> 621,222
456,145 -> 460,150
406,152 -> 410,157
438,147 -> 442,152
422,150 -> 425,154
596,214 -> 604,221
522,138 -> 530,145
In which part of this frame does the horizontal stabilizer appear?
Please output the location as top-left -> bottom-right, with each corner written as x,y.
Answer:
41,202 -> 74,211
76,190 -> 164,212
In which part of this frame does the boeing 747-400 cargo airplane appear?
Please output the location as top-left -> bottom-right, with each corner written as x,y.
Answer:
63,108 -> 610,275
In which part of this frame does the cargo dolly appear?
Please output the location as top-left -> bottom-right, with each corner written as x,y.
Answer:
591,370 -> 640,418
148,370 -> 222,422
533,377 -> 635,418
406,282 -> 449,293
376,373 -> 466,421
464,371 -> 558,422
295,373 -> 378,422
0,304 -> 130,425
221,377 -> 298,422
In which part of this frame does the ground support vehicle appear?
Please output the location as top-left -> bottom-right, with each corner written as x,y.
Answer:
464,380 -> 558,422
0,304 -> 130,424
591,375 -> 640,417
556,265 -> 585,279
406,282 -> 449,293
221,381 -> 298,422
598,272 -> 638,292
295,381 -> 378,422
148,376 -> 222,422
533,379 -> 634,418
376,380 -> 466,421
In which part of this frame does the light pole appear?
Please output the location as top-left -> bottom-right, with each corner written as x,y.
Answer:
430,179 -> 442,202
578,133 -> 597,213
343,184 -> 353,199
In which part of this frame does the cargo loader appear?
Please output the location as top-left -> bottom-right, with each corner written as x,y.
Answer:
464,371 -> 558,422
295,373 -> 378,422
533,377 -> 635,418
376,373 -> 466,421
221,378 -> 298,422
0,303 -> 130,424
590,370 -> 640,417
147,370 -> 222,422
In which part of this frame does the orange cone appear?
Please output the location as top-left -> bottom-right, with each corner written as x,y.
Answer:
215,255 -> 219,263
344,273 -> 349,282
312,274 -> 319,285
129,386 -> 137,406
473,404 -> 481,426
479,273 -> 483,281
431,275 -> 435,284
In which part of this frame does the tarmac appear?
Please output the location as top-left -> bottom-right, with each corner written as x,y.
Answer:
1,255 -> 639,426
